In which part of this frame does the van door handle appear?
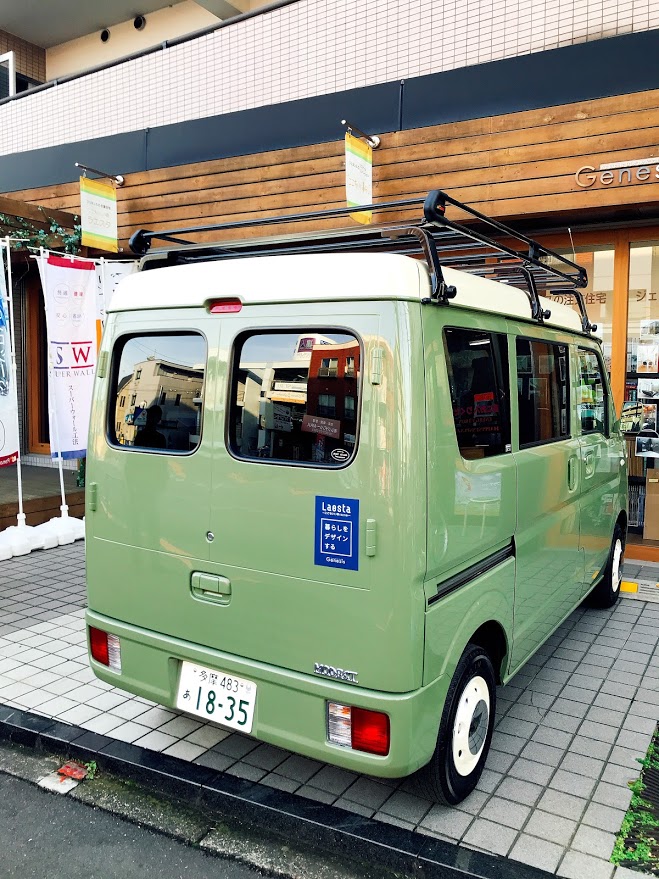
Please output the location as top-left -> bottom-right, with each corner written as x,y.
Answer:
567,456 -> 578,491
191,573 -> 231,605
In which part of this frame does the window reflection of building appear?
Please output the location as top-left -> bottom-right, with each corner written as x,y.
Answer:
114,355 -> 203,450
232,333 -> 360,464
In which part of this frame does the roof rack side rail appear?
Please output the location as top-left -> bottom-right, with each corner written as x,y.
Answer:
129,197 -> 425,255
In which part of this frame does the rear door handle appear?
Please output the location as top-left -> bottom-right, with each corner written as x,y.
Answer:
567,456 -> 578,491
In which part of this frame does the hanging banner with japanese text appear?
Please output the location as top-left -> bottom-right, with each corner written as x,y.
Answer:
80,176 -> 118,252
0,247 -> 19,468
95,259 -> 137,350
37,254 -> 97,459
345,132 -> 372,225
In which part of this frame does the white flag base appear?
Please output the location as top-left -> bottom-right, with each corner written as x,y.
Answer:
0,514 -> 47,557
0,531 -> 14,560
38,506 -> 85,546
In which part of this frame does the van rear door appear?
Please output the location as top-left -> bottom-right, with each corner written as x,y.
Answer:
86,310 -> 217,616
194,302 -> 426,694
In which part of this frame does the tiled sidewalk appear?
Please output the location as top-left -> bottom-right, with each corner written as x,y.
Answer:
1,543 -> 657,878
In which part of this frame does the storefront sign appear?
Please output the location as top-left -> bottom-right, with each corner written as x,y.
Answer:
273,403 -> 293,432
302,414 -> 341,438
0,249 -> 19,468
575,156 -> 659,188
80,176 -> 118,252
274,381 -> 307,392
37,254 -> 97,459
270,390 -> 307,404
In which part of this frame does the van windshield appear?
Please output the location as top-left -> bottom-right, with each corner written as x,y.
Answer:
228,330 -> 360,466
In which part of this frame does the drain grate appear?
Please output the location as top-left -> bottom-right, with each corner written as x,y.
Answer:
612,727 -> 659,875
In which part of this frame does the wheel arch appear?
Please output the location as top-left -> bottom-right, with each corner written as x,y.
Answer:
468,620 -> 509,684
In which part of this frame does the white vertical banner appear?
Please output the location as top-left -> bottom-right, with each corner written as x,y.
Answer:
37,254 -> 97,459
0,243 -> 19,468
96,259 -> 137,328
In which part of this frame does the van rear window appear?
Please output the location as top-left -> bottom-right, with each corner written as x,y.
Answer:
228,331 -> 360,466
109,333 -> 206,453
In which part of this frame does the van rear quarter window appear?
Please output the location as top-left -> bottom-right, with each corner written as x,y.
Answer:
444,328 -> 510,459
109,333 -> 206,452
228,330 -> 360,465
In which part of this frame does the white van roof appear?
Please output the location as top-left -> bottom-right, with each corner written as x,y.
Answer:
109,252 -> 589,337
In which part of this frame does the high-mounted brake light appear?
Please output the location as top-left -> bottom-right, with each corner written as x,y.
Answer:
89,627 -> 122,671
327,702 -> 390,756
208,298 -> 242,313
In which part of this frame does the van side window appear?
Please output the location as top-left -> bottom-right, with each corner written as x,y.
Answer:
229,330 -> 360,466
578,348 -> 608,435
109,333 -> 206,452
444,329 -> 510,459
516,339 -> 569,446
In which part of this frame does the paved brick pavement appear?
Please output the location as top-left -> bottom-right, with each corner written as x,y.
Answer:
1,542 -> 658,877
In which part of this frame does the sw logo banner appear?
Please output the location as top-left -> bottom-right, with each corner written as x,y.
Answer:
37,254 -> 97,459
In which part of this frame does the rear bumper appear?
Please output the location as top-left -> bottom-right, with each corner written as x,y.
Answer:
85,609 -> 448,778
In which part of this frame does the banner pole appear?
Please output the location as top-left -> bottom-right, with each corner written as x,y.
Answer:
3,238 -> 24,520
0,239 -> 46,555
39,248 -> 70,518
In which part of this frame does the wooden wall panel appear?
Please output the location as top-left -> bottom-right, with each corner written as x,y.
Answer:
7,87 -> 659,251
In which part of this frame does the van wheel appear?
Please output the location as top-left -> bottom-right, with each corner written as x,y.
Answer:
414,643 -> 496,805
589,523 -> 625,608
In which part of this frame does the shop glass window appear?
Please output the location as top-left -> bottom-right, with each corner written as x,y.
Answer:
228,330 -> 360,466
578,349 -> 608,435
110,333 -> 206,453
516,339 -> 569,446
444,328 -> 510,459
625,242 -> 659,540
546,246 -> 614,372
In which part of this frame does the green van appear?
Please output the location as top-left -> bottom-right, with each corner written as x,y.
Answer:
85,191 -> 628,804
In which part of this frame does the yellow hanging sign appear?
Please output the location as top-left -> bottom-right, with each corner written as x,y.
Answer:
80,177 -> 118,252
345,133 -> 372,225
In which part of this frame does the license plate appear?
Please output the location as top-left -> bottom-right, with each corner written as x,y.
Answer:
175,661 -> 256,733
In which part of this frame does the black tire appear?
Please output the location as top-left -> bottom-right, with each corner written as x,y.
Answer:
589,522 -> 625,609
413,643 -> 496,805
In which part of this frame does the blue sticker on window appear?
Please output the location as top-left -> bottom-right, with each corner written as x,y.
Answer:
315,496 -> 359,571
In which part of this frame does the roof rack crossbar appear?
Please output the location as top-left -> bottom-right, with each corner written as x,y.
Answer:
423,190 -> 588,290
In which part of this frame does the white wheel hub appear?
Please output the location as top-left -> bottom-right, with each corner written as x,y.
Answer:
611,538 -> 623,593
451,674 -> 490,777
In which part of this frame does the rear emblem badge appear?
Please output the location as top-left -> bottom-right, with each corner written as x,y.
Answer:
314,663 -> 358,684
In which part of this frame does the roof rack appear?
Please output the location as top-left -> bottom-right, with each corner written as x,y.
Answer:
128,189 -> 594,333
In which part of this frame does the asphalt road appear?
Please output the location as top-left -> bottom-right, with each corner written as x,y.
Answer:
0,773 -> 262,879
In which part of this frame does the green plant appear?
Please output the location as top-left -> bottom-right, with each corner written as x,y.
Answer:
84,760 -> 98,780
0,212 -> 81,254
611,727 -> 659,874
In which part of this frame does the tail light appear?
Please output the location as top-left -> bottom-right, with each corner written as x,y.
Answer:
89,627 -> 122,672
327,702 -> 390,756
